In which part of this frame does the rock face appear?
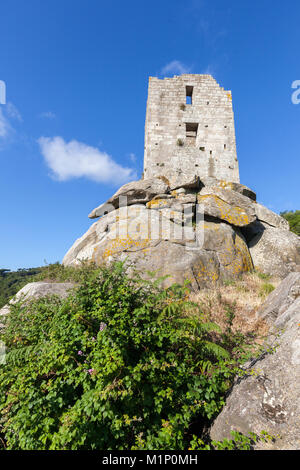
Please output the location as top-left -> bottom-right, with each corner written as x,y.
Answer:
249,227 -> 300,279
0,282 -> 75,324
63,203 -> 252,290
257,272 -> 300,324
197,187 -> 256,227
210,273 -> 300,450
254,202 -> 290,230
88,177 -> 170,219
63,175 -> 300,287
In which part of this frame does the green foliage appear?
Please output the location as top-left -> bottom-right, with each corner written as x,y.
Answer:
0,262 -> 96,309
0,262 -> 254,450
280,210 -> 300,236
0,267 -> 43,309
259,282 -> 275,297
189,430 -> 275,450
254,270 -> 271,281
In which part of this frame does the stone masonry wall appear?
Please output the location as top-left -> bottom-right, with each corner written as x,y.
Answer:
143,74 -> 240,186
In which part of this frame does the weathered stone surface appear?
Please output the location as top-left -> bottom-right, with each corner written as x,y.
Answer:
257,272 -> 300,324
249,227 -> 300,278
210,276 -> 300,449
88,177 -> 169,219
143,75 -> 240,184
200,177 -> 256,201
255,202 -> 289,230
169,175 -> 200,191
63,206 -> 253,289
199,221 -> 253,280
197,187 -> 256,227
0,282 -> 75,324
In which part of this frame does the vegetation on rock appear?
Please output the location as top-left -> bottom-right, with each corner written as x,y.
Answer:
0,262 -> 267,450
0,267 -> 43,309
281,210 -> 300,236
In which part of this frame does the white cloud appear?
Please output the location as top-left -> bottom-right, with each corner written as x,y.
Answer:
128,152 -> 136,163
39,111 -> 56,119
6,102 -> 22,122
38,136 -> 137,185
161,60 -> 192,77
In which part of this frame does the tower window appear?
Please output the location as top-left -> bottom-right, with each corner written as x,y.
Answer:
185,122 -> 198,146
186,86 -> 193,105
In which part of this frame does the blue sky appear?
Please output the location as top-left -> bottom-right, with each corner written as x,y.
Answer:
0,0 -> 299,270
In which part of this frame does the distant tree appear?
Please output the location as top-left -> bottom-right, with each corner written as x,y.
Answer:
281,210 -> 300,236
0,267 -> 43,308
0,269 -> 10,278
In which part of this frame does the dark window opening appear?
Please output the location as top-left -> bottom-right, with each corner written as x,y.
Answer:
185,122 -> 198,146
224,144 -> 227,149
186,86 -> 193,105
199,146 -> 205,151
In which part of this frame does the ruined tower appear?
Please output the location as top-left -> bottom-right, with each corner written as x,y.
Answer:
143,74 -> 240,186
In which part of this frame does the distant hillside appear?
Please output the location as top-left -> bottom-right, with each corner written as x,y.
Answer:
0,262 -> 96,308
0,267 -> 44,308
281,210 -> 300,236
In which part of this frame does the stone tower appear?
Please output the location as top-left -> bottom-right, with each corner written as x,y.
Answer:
143,74 -> 240,186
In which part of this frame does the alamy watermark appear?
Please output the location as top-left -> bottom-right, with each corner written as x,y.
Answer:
95,196 -> 206,252
0,80 -> 6,105
291,80 -> 300,104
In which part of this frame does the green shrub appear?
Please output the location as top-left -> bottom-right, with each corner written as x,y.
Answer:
0,263 -> 255,450
254,270 -> 271,281
280,210 -> 300,236
259,282 -> 275,297
0,262 -> 94,309
0,267 -> 43,309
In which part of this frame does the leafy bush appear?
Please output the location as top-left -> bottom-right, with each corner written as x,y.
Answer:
0,263 -> 257,450
0,262 -> 97,309
0,267 -> 43,309
281,210 -> 300,236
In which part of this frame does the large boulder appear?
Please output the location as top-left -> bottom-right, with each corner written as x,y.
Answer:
197,187 -> 256,227
200,177 -> 256,201
210,274 -> 300,449
0,282 -> 75,326
88,177 -> 170,219
257,272 -> 300,324
63,205 -> 252,290
254,202 -> 289,230
249,227 -> 300,278
64,174 -> 297,288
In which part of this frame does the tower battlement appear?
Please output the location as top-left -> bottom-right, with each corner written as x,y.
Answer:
143,74 -> 239,186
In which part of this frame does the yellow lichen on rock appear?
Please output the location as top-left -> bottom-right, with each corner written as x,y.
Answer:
192,258 -> 220,285
146,198 -> 169,209
198,194 -> 249,226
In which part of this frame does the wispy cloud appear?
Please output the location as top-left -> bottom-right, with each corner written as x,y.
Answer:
39,111 -> 56,120
160,60 -> 192,77
128,152 -> 137,163
6,102 -> 23,122
38,136 -> 137,185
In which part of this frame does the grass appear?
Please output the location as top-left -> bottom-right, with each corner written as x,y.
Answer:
190,271 -> 279,342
